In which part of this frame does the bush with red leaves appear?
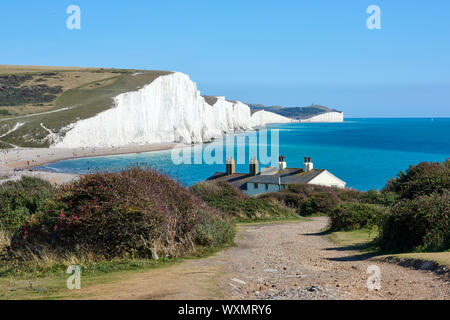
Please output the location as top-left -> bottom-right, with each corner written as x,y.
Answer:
11,168 -> 234,258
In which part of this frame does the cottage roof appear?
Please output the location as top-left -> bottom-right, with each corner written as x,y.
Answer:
206,168 -> 326,188
247,168 -> 325,185
206,172 -> 252,190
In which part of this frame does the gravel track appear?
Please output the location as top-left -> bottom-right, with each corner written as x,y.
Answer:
71,217 -> 450,300
210,217 -> 450,300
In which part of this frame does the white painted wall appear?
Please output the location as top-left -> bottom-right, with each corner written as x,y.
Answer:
308,170 -> 346,189
244,170 -> 346,196
245,182 -> 285,196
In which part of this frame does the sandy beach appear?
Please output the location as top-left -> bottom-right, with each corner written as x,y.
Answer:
0,143 -> 178,185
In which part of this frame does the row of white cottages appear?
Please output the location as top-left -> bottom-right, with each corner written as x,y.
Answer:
207,156 -> 346,196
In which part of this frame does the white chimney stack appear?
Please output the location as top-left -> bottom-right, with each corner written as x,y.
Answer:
303,157 -> 313,172
278,155 -> 287,170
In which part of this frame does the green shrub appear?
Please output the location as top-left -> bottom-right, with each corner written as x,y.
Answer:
261,184 -> 364,216
11,168 -> 234,259
299,192 -> 341,216
289,184 -> 361,203
283,193 -> 308,212
256,183 -> 399,220
0,177 -> 55,232
0,74 -> 33,87
0,84 -> 63,106
377,193 -> 450,252
383,160 -> 449,199
359,190 -> 399,206
191,181 -> 297,222
286,184 -> 315,196
337,189 -> 362,202
259,191 -> 307,215
329,202 -> 386,231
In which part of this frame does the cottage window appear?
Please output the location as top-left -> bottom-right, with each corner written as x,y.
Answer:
254,183 -> 258,188
265,184 -> 269,190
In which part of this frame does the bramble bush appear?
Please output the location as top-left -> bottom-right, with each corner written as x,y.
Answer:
260,184 -> 362,216
383,160 -> 449,199
299,192 -> 341,216
358,189 -> 399,207
0,177 -> 55,233
4,159 -> 448,263
376,160 -> 450,252
329,202 -> 386,231
377,193 -> 450,252
11,168 -> 234,259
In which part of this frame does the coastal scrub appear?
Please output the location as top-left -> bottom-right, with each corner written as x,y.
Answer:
10,168 -> 234,260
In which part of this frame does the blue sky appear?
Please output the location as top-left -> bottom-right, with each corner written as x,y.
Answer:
1,1 -> 449,117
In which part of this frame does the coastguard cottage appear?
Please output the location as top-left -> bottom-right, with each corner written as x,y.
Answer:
206,156 -> 346,196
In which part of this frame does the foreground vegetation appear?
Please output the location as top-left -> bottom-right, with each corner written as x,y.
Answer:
0,160 -> 448,298
261,160 -> 449,254
191,160 -> 449,266
263,160 -> 449,270
0,167 -> 300,299
0,169 -> 236,281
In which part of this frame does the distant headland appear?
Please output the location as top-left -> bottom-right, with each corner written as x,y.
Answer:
248,103 -> 344,122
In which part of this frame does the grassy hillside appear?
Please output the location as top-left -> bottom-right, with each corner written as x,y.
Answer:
0,65 -> 172,148
248,103 -> 342,120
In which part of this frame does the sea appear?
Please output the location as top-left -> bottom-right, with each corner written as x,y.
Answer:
37,118 -> 450,191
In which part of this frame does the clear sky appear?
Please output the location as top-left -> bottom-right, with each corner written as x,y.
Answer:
1,0 -> 449,117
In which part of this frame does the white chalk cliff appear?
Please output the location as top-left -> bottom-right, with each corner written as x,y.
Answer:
300,112 -> 343,123
54,72 -> 291,148
251,110 -> 293,126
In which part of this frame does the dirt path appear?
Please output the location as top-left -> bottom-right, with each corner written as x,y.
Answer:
70,218 -> 450,300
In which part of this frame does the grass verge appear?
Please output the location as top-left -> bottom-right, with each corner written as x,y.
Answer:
237,215 -> 309,226
0,244 -> 226,300
327,228 -> 450,270
327,228 -> 378,251
0,216 -> 309,300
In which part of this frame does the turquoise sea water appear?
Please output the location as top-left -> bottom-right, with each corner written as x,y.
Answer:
38,118 -> 450,191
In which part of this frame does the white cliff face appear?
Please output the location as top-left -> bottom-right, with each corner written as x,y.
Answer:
209,96 -> 252,133
251,110 -> 293,126
54,72 -> 291,148
301,112 -> 343,123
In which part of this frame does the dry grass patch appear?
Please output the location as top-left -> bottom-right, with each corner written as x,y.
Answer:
0,65 -> 89,75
